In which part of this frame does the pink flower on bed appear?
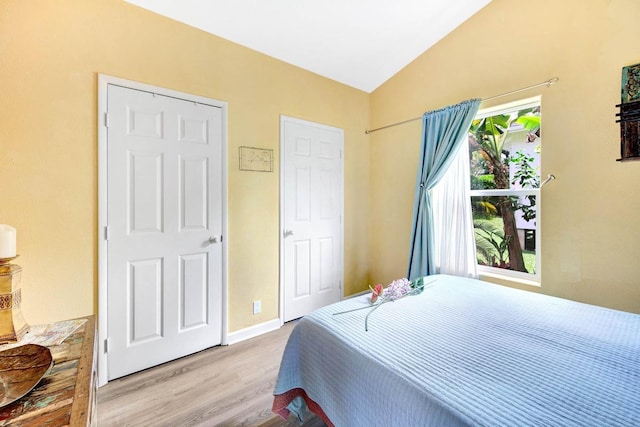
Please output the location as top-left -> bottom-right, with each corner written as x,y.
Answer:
369,284 -> 384,303
369,279 -> 412,304
384,278 -> 412,301
334,277 -> 428,331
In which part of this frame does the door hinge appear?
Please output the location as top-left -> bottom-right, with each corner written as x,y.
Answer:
104,226 -> 110,241
104,112 -> 111,128
104,338 -> 109,353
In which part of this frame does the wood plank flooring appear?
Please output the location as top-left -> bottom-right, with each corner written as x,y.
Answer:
97,321 -> 325,427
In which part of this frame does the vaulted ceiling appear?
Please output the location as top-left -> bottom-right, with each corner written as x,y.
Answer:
124,0 -> 492,93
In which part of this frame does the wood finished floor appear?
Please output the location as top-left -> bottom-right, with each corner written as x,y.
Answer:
97,321 -> 325,427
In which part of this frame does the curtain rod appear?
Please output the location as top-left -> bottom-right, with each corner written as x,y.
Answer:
364,77 -> 559,134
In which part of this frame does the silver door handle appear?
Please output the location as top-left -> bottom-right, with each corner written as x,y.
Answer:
283,229 -> 294,238
208,235 -> 221,244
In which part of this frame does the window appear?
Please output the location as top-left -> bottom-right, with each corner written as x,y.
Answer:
468,97 -> 541,282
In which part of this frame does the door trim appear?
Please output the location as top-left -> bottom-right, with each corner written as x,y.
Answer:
97,74 -> 228,386
279,115 -> 344,325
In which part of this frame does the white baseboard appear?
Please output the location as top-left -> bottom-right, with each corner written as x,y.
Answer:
346,289 -> 369,299
226,318 -> 282,345
225,292 -> 369,345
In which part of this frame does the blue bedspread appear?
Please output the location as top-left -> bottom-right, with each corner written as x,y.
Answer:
273,275 -> 640,426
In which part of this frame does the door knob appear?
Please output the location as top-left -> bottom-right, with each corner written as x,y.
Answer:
208,236 -> 220,244
283,229 -> 294,238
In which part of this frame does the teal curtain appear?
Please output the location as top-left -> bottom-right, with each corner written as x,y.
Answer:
407,99 -> 481,280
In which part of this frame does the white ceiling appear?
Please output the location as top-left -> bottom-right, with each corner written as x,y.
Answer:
124,0 -> 492,93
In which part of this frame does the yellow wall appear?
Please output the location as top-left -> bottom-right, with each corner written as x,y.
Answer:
370,0 -> 640,313
0,0 -> 371,330
2,0 -> 638,334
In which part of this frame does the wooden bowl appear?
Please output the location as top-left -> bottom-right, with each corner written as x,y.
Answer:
0,344 -> 53,407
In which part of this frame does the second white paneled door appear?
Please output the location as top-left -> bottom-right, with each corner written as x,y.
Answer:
281,116 -> 344,322
106,84 -> 224,380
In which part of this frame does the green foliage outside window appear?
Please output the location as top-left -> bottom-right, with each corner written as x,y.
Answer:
469,105 -> 540,274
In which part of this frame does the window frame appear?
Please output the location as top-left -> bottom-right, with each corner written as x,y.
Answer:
469,96 -> 542,285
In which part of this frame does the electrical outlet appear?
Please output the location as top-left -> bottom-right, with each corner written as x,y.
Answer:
253,300 -> 261,315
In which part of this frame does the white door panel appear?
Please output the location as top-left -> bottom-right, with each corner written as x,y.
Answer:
282,117 -> 343,322
106,85 -> 223,380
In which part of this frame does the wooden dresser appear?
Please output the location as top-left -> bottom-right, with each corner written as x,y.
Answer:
0,316 -> 97,426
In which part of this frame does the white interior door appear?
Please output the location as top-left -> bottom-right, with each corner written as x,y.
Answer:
281,116 -> 343,322
106,84 -> 224,380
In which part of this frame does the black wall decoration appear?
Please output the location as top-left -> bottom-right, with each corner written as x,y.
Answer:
616,63 -> 640,161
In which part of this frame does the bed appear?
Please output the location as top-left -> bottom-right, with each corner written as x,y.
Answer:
272,274 -> 640,426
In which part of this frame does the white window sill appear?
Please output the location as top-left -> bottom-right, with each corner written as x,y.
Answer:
478,270 -> 540,288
